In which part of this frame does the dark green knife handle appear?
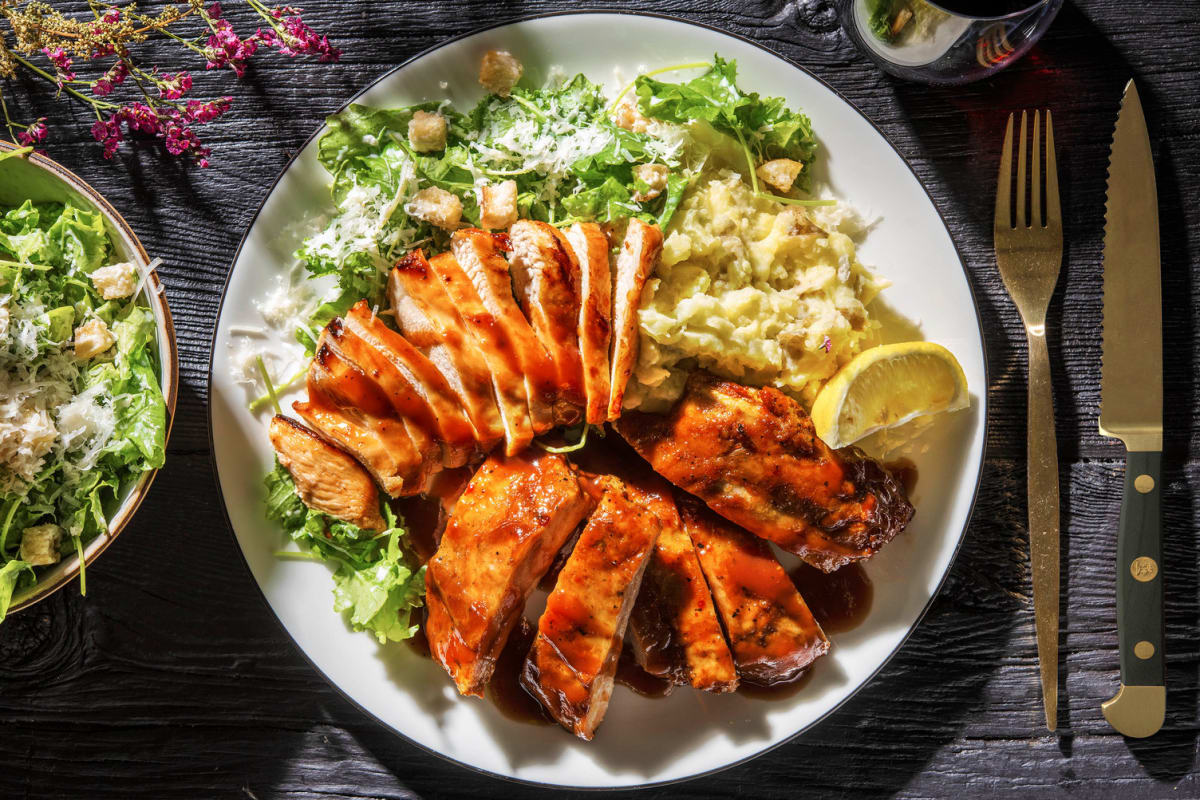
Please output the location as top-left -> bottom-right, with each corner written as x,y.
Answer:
1116,450 -> 1165,687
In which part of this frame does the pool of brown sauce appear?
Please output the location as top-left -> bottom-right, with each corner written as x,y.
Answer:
408,429 -> 907,719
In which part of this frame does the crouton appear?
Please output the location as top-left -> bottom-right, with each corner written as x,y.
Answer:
479,50 -> 523,97
633,164 -> 670,202
90,261 -> 138,300
408,110 -> 447,153
478,180 -> 518,231
20,523 -> 62,566
74,318 -> 115,360
409,186 -> 463,231
756,158 -> 805,194
612,99 -> 650,133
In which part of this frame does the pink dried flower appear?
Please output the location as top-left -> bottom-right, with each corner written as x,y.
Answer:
265,9 -> 341,62
17,119 -> 48,146
204,19 -> 260,77
92,60 -> 130,97
42,47 -> 76,84
91,115 -> 124,159
208,3 -> 224,19
158,71 -> 193,100
184,96 -> 232,124
821,335 -> 832,353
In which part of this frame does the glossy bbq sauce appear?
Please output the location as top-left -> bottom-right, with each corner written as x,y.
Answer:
885,457 -> 920,498
614,648 -> 673,698
485,619 -> 552,726
789,563 -> 875,636
737,667 -> 817,700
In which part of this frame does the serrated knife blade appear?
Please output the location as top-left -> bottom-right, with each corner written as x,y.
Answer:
1099,79 -> 1165,739
1099,80 -> 1161,450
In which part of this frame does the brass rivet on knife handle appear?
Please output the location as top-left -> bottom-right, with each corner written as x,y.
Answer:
1135,641 -> 1155,660
1130,556 -> 1157,582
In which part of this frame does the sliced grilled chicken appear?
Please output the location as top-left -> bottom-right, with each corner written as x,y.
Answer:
521,475 -> 661,740
627,478 -> 738,693
508,220 -> 585,421
608,219 -> 663,419
678,495 -> 829,685
565,222 -> 612,425
425,249 -> 536,455
338,302 -> 477,466
425,451 -> 592,697
268,415 -> 385,531
293,379 -> 416,498
450,229 -> 559,433
617,371 -> 915,572
388,251 -> 505,446
302,345 -> 439,495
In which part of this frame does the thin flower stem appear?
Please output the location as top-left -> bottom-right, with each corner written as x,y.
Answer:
9,51 -> 118,110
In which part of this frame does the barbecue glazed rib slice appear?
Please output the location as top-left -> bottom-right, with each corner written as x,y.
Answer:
508,220 -> 585,420
617,371 -> 915,572
300,345 -> 438,495
450,229 -> 559,434
268,415 -> 385,531
565,222 -> 612,426
425,451 -> 592,697
678,496 -> 829,685
426,249 -> 536,455
326,305 -> 474,468
388,251 -> 504,446
521,475 -> 661,740
627,477 -> 738,693
608,219 -> 663,420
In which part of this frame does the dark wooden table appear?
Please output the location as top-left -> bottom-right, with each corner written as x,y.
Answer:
2,2 -> 1197,798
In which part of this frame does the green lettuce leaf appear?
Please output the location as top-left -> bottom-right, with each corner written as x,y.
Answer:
0,560 -> 34,623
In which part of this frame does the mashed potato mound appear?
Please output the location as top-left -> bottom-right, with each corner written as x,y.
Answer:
627,169 -> 887,411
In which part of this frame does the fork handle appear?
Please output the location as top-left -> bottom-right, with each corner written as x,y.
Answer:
1027,328 -> 1060,731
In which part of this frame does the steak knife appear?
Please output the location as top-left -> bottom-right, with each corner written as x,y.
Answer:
1098,79 -> 1165,739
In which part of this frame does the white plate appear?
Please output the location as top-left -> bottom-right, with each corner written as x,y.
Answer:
209,12 -> 987,789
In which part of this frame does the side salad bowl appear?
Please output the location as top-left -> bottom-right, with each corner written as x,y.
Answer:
1,141 -> 178,617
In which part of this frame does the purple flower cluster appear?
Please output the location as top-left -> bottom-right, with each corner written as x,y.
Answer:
91,96 -> 232,167
92,60 -> 130,97
42,47 -> 76,84
204,14 -> 261,78
261,7 -> 341,62
16,119 -> 48,147
158,71 -> 194,100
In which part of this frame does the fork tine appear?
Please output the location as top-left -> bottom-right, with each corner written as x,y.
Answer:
1044,109 -> 1061,227
995,113 -> 1014,230
1016,110 -> 1028,228
1032,110 -> 1042,228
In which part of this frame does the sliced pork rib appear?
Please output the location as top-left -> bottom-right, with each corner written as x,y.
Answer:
450,229 -> 559,434
388,251 -> 505,446
424,450 -> 592,698
608,219 -> 663,420
565,222 -> 612,426
678,495 -> 829,685
616,371 -> 914,572
268,414 -> 385,531
627,476 -> 738,693
508,219 -> 585,422
521,475 -> 661,740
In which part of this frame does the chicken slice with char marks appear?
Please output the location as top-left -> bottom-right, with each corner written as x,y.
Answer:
616,371 -> 914,572
508,220 -> 585,422
337,302 -> 476,467
677,495 -> 829,685
425,450 -> 592,697
425,248 -> 536,455
608,219 -> 663,419
521,475 -> 661,740
449,229 -> 560,434
302,345 -> 439,495
627,477 -> 738,693
388,251 -> 505,447
565,222 -> 612,426
268,415 -> 385,531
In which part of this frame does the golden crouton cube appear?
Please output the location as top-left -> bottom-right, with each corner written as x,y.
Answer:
756,158 -> 804,194
479,50 -> 523,97
633,164 -> 670,202
410,186 -> 463,231
612,99 -> 650,133
74,317 -> 115,360
90,261 -> 138,300
478,180 -> 518,230
20,523 -> 63,566
408,110 -> 447,153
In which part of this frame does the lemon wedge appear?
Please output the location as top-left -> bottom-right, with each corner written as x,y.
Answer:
811,342 -> 969,449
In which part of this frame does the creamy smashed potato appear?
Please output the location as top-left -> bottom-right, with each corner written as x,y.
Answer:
627,169 -> 888,411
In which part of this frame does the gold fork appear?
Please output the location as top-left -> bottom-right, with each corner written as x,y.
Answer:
994,110 -> 1063,731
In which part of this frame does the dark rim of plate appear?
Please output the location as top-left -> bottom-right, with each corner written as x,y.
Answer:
205,9 -> 990,792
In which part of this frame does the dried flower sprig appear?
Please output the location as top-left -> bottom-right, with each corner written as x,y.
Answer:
0,1 -> 341,166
